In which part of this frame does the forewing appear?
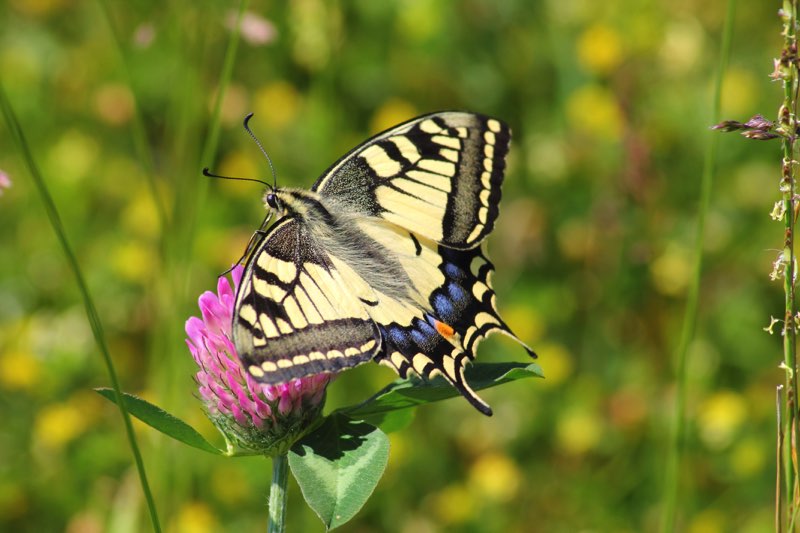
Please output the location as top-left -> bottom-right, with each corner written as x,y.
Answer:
312,112 -> 510,250
233,217 -> 381,384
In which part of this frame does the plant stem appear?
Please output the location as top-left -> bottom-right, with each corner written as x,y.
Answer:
0,85 -> 162,532
658,1 -> 735,531
268,454 -> 289,533
781,2 -> 800,526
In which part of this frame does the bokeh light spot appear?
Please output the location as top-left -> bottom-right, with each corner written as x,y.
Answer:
698,390 -> 748,450
577,24 -> 623,76
566,84 -> 623,141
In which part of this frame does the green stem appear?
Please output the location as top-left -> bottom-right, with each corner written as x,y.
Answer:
177,0 -> 249,274
659,1 -> 736,531
95,0 -> 168,236
781,1 -> 800,526
268,454 -> 289,533
0,85 -> 162,532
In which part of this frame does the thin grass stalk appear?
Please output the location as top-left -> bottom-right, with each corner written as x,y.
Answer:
779,1 -> 800,526
658,1 -> 736,531
149,3 -> 248,517
781,386 -> 787,533
0,84 -> 162,533
94,0 -> 169,236
178,0 -> 249,276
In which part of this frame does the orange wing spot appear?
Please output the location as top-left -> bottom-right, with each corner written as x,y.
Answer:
434,319 -> 455,339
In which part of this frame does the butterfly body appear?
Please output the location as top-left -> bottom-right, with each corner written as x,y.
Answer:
232,112 -> 534,415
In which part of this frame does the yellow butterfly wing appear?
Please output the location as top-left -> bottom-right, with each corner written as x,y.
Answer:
312,111 -> 510,250
233,217 -> 381,383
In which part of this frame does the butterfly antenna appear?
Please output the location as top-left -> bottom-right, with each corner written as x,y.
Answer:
202,168 -> 270,187
243,113 -> 278,190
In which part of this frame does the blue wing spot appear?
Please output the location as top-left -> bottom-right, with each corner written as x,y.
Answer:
447,282 -> 469,304
432,293 -> 456,322
443,262 -> 465,281
410,329 -> 428,347
410,319 -> 438,349
384,326 -> 411,350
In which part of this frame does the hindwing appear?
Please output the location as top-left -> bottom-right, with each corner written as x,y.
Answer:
232,217 -> 381,383
312,111 -> 510,250
358,225 -> 533,415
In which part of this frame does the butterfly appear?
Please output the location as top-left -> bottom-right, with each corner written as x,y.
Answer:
230,111 -> 535,415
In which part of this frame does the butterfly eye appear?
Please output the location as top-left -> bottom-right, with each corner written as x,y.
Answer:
266,192 -> 279,210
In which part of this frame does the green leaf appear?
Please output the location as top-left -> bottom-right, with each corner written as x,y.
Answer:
359,407 -> 416,434
340,362 -> 543,419
289,414 -> 389,530
95,388 -> 224,455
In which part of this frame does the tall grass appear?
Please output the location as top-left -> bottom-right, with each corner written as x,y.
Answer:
778,2 -> 800,529
0,84 -> 162,532
659,0 -> 736,530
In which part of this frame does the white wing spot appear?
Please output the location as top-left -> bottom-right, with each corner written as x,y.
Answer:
484,131 -> 496,145
360,339 -> 377,352
420,119 -> 443,134
239,304 -> 257,325
276,318 -> 293,334
249,365 -> 265,378
275,259 -> 298,284
282,297 -> 307,329
295,287 -> 324,325
406,170 -> 451,192
412,353 -> 433,373
390,351 -> 406,369
472,281 -> 489,301
475,312 -> 498,329
389,135 -> 421,163
487,119 -> 502,133
257,251 -> 272,271
418,159 -> 456,177
467,223 -> 484,243
441,356 -> 457,381
393,178 -> 448,207
481,171 -> 492,188
260,314 -> 279,338
344,347 -> 360,357
478,206 -> 488,224
440,148 -> 459,162
432,134 -> 461,149
360,144 -> 402,177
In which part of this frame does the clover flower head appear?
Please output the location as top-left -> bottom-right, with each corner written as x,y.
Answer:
185,265 -> 331,455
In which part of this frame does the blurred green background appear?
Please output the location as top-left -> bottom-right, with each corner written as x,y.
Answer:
0,0 -> 786,531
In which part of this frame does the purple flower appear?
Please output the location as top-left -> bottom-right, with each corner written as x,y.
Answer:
186,266 -> 331,455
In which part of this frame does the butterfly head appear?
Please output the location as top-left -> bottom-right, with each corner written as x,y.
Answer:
263,187 -> 290,217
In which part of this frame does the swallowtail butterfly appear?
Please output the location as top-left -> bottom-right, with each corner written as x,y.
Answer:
230,111 -> 535,415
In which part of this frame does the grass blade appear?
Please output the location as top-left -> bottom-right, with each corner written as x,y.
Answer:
659,0 -> 736,530
0,84 -> 163,533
